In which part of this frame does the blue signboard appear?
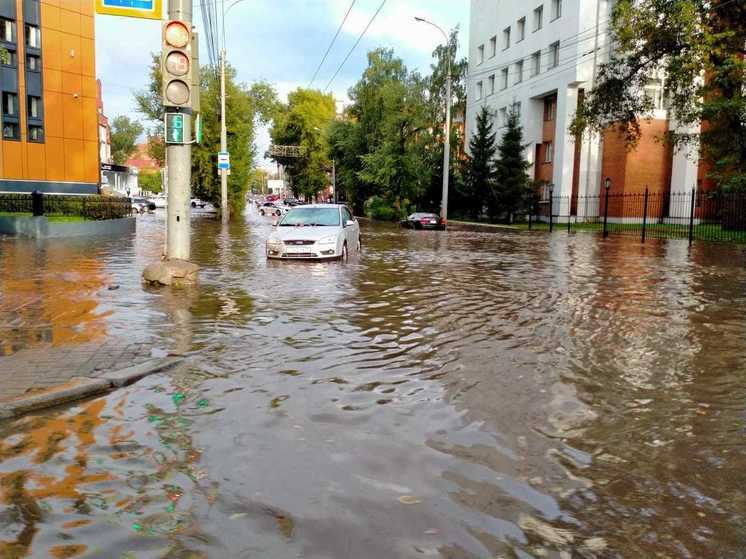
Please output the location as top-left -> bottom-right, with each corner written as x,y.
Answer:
96,0 -> 162,20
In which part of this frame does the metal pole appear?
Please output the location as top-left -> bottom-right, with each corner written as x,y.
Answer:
220,48 -> 229,223
166,0 -> 192,261
567,197 -> 571,233
441,56 -> 451,224
332,159 -> 337,204
603,186 -> 610,238
642,186 -> 648,243
549,187 -> 554,232
688,187 -> 696,245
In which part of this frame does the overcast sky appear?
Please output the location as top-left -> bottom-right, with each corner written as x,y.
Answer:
95,0 -> 469,169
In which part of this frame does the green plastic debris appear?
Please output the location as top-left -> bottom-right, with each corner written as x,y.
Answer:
172,393 -> 185,405
132,523 -> 143,532
197,399 -> 209,408
166,503 -> 175,513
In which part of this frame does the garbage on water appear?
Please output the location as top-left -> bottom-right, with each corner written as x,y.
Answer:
172,393 -> 186,405
398,495 -> 421,505
197,399 -> 209,408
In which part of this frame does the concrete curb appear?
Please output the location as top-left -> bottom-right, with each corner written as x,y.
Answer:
0,357 -> 184,420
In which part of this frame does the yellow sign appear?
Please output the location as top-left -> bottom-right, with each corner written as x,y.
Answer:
95,0 -> 163,20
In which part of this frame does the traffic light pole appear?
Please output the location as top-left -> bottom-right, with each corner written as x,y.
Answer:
220,48 -> 229,223
166,0 -> 192,260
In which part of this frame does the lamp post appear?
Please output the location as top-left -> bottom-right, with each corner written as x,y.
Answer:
603,176 -> 612,238
415,16 -> 451,224
219,0 -> 250,224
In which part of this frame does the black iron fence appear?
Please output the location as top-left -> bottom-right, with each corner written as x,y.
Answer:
529,188 -> 746,244
0,192 -> 132,220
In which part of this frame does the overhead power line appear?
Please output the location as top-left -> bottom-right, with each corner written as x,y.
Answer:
309,0 -> 358,88
324,0 -> 387,92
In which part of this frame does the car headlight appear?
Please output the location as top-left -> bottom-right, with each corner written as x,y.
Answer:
317,235 -> 337,245
267,237 -> 282,247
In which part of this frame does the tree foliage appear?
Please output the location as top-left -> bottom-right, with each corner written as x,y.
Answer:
571,0 -> 746,191
458,106 -> 497,218
110,115 -> 143,165
269,89 -> 336,200
493,109 -> 534,220
138,170 -> 162,194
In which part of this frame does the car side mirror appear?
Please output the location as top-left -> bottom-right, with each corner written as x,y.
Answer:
345,219 -> 355,227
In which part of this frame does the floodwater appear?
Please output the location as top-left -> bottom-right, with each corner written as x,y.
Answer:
1,210 -> 746,558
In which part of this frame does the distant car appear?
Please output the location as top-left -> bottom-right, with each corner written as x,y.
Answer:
131,197 -> 155,213
400,212 -> 446,230
282,198 -> 303,206
266,204 -> 361,260
259,202 -> 282,217
266,194 -> 280,203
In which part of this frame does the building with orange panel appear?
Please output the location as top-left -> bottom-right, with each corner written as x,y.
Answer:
0,0 -> 99,194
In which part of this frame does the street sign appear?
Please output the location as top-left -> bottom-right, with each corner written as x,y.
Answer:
195,114 -> 203,144
96,0 -> 163,20
165,113 -> 184,144
218,151 -> 230,170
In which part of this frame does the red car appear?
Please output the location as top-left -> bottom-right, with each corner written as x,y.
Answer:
400,212 -> 446,230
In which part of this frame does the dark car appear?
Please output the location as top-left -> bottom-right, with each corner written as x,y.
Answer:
400,212 -> 446,230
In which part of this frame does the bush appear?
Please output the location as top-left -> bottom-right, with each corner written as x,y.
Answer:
0,193 -> 131,220
364,196 -> 397,221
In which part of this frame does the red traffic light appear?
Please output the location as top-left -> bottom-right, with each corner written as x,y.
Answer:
164,21 -> 190,48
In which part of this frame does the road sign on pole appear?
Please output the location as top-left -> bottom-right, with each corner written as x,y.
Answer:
218,151 -> 230,170
96,0 -> 163,19
165,113 -> 185,144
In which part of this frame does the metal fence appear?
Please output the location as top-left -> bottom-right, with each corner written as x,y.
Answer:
530,188 -> 746,244
0,192 -> 132,220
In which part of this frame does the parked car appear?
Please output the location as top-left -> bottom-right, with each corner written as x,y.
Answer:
400,212 -> 446,230
266,204 -> 361,260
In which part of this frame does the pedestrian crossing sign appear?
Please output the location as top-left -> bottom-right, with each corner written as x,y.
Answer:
96,0 -> 163,20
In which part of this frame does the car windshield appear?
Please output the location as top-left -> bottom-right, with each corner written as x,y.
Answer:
280,207 -> 340,227
410,213 -> 437,219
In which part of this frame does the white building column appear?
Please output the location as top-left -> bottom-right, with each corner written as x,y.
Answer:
669,121 -> 700,219
552,85 -> 579,220
577,130 -> 603,220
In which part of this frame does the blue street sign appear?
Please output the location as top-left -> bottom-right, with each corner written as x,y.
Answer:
96,0 -> 162,20
218,152 -> 230,170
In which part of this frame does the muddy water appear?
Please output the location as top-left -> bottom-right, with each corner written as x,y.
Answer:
1,211 -> 746,558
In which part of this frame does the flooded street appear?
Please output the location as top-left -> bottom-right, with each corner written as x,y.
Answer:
1,210 -> 746,558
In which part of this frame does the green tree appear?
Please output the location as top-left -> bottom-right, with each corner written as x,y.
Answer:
570,0 -> 746,191
460,106 -> 497,218
493,109 -> 532,221
269,88 -> 336,200
110,115 -> 143,165
134,53 -> 165,166
138,170 -> 162,194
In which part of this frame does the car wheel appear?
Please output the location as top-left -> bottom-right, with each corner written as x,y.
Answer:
275,210 -> 281,216
356,236 -> 361,252
341,242 -> 349,261
260,210 -> 265,216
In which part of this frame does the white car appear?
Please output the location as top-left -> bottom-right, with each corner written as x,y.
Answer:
266,204 -> 361,260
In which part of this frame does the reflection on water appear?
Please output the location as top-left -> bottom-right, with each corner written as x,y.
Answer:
1,212 -> 746,557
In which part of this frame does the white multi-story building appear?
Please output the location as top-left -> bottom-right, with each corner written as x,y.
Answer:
466,0 -> 699,219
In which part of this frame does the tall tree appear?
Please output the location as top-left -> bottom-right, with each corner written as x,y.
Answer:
494,109 -> 532,221
460,106 -> 497,218
269,88 -> 336,200
571,0 -> 746,191
110,116 -> 143,165
134,53 -> 165,166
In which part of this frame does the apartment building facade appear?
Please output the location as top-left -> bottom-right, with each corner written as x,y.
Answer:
0,0 -> 99,194
466,0 -> 698,219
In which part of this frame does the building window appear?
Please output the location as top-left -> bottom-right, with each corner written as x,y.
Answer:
27,54 -> 40,71
0,48 -> 16,66
512,101 -> 522,118
489,36 -> 496,58
499,107 -> 508,127
644,78 -> 668,110
3,92 -> 18,117
533,6 -> 543,31
477,44 -> 484,65
531,51 -> 541,76
25,25 -> 40,49
551,0 -> 562,20
514,60 -> 524,84
28,95 -> 41,119
1,18 -> 15,43
544,97 -> 556,120
488,74 -> 495,95
502,27 -> 511,50
500,67 -> 509,90
476,81 -> 483,100
517,18 -> 526,42
3,122 -> 18,139
549,41 -> 560,68
28,125 -> 43,142
544,141 -> 553,163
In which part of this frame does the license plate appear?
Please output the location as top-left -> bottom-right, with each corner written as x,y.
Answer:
286,246 -> 308,254
429,220 -> 437,224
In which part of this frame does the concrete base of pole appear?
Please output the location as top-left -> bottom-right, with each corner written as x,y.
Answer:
143,259 -> 200,287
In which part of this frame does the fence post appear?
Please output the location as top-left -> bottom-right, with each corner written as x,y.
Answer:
31,190 -> 43,216
528,203 -> 532,230
603,186 -> 610,238
549,186 -> 554,232
688,187 -> 696,246
567,197 -> 571,234
642,186 -> 648,243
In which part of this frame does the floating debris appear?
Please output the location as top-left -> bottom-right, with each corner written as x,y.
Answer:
172,393 -> 186,406
197,399 -> 209,408
398,495 -> 421,505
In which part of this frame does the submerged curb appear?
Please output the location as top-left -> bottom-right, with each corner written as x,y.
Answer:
0,357 -> 184,420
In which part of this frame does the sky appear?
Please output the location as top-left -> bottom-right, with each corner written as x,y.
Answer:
95,0 -> 470,170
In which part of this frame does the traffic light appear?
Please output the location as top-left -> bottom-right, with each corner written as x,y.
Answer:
161,20 -> 192,108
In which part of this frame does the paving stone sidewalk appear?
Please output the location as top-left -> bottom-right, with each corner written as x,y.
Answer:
0,340 -> 158,402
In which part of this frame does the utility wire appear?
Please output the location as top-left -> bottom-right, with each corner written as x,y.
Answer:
324,0 -> 387,92
309,0 -> 358,88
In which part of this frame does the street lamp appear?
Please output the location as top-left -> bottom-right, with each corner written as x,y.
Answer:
415,16 -> 452,224
604,176 -> 612,190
